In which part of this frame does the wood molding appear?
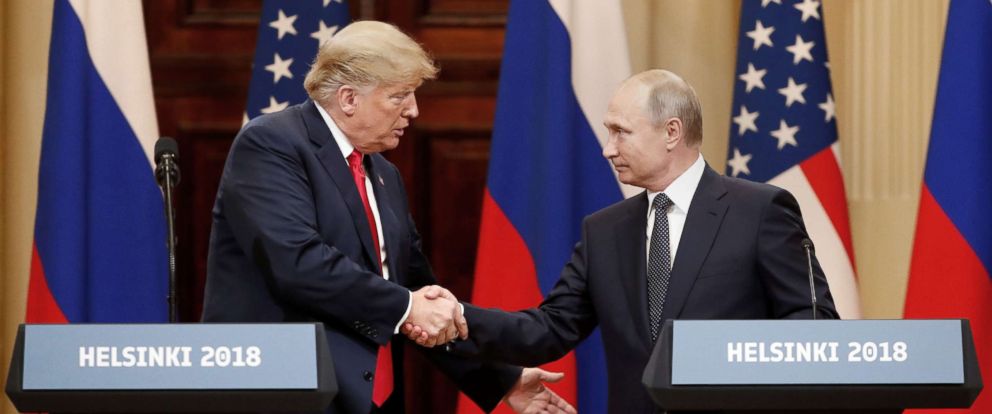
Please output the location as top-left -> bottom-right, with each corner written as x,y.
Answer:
177,0 -> 261,27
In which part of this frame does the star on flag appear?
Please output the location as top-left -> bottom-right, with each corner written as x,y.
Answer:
264,53 -> 294,83
269,10 -> 298,40
244,1 -> 351,121
746,20 -> 776,50
739,63 -> 768,93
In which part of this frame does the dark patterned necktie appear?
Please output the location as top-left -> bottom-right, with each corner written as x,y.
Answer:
648,193 -> 673,342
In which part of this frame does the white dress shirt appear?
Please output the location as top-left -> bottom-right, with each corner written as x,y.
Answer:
646,154 -> 706,269
315,102 -> 411,333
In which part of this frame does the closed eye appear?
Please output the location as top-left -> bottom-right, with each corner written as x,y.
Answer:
606,125 -> 630,135
390,91 -> 413,101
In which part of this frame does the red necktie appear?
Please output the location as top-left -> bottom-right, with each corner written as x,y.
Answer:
347,150 -> 393,407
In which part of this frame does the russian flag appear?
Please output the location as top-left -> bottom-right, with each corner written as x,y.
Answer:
26,0 -> 166,324
456,1 -> 632,412
904,0 -> 992,413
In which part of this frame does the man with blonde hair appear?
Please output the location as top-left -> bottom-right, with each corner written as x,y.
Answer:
407,69 -> 838,413
203,21 -> 574,414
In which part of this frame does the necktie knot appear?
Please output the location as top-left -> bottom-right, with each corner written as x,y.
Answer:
653,193 -> 673,212
347,150 -> 364,177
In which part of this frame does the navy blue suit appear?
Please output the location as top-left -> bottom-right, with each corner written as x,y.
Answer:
453,166 -> 839,414
202,101 -> 519,414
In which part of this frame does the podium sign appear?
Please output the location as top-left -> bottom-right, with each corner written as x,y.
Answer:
643,319 -> 982,411
22,324 -> 317,390
672,320 -> 964,385
6,323 -> 337,413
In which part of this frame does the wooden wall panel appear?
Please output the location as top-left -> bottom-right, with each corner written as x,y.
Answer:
426,136 -> 491,298
144,0 -> 508,413
386,2 -> 507,411
144,0 -> 257,322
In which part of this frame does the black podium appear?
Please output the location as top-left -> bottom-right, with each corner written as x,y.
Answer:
642,319 -> 982,412
6,323 -> 337,413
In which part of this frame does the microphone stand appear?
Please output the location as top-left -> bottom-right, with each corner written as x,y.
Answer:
802,238 -> 817,320
156,152 -> 180,323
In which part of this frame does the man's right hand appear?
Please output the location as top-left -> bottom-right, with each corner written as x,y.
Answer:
404,286 -> 465,347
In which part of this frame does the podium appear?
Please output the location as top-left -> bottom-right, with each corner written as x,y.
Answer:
642,319 -> 982,412
6,323 -> 337,413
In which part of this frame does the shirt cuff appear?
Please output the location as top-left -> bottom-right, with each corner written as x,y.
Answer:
394,291 -> 413,334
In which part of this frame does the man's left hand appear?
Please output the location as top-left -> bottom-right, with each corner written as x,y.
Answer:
504,367 -> 577,414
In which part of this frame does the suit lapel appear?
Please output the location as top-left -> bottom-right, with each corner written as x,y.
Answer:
661,166 -> 729,321
367,155 -> 402,285
302,101 -> 381,272
616,192 -> 652,348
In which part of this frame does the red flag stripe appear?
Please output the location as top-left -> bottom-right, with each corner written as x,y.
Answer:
455,190 -> 578,413
904,186 -> 992,413
26,242 -> 69,324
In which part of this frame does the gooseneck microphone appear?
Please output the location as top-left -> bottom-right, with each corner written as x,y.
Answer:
155,137 -> 180,186
801,238 -> 817,320
154,137 -> 181,323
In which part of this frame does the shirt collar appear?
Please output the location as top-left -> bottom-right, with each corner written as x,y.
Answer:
314,100 -> 355,160
647,153 -> 706,214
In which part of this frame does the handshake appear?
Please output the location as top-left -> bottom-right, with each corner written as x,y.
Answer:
401,286 -> 577,414
401,285 -> 466,347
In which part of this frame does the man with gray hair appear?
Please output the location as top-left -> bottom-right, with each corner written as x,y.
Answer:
406,69 -> 839,413
202,21 -> 574,414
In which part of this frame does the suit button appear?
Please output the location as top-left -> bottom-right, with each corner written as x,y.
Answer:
363,370 -> 373,382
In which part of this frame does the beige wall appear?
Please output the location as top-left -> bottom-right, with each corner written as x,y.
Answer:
824,0 -> 948,317
624,0 -> 949,319
624,0 -> 740,164
1,2 -> 52,413
0,8 -> 6,411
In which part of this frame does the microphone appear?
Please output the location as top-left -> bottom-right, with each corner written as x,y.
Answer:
801,238 -> 817,320
155,137 -> 180,185
154,137 -> 180,323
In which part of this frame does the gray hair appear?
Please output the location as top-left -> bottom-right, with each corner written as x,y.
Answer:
633,69 -> 704,147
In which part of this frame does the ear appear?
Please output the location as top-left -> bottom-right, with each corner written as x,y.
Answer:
664,117 -> 684,151
336,85 -> 359,116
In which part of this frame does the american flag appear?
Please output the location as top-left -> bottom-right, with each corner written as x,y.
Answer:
726,0 -> 861,318
244,0 -> 350,123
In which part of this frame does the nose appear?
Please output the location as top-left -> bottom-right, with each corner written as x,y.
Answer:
403,93 -> 419,119
603,135 -> 618,160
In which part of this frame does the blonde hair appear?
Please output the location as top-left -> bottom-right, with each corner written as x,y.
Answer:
632,69 -> 704,147
304,20 -> 438,103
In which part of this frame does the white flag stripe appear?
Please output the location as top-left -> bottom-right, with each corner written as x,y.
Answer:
769,165 -> 862,319
68,0 -> 160,169
548,1 -> 639,198
831,141 -> 843,169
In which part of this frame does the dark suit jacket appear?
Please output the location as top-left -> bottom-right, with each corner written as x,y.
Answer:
201,101 -> 519,414
454,166 -> 838,414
